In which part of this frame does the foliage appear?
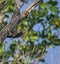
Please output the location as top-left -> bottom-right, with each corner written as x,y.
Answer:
0,0 -> 60,64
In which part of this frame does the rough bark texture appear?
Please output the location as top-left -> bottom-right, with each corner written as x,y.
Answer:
0,0 -> 42,44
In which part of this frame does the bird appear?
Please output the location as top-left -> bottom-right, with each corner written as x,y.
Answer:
7,29 -> 26,38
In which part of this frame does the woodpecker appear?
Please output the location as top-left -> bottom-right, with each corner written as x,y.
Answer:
7,29 -> 26,38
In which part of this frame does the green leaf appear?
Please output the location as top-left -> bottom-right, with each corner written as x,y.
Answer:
9,43 -> 17,52
14,53 -> 19,58
8,5 -> 14,12
28,57 -> 31,63
22,21 -> 28,26
49,45 -> 54,48
48,1 -> 58,6
40,59 -> 45,62
40,3 -> 47,10
0,45 -> 3,56
49,6 -> 58,13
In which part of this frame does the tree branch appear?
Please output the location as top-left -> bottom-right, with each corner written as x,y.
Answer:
0,0 -> 42,44
0,0 -> 7,12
